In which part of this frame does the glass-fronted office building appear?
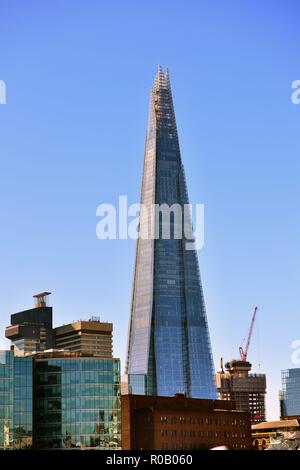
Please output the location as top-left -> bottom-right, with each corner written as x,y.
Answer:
0,351 -> 33,450
33,354 -> 121,449
280,368 -> 300,417
1,351 -> 121,450
126,68 -> 216,399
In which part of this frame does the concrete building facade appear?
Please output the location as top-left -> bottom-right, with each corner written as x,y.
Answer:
54,320 -> 113,357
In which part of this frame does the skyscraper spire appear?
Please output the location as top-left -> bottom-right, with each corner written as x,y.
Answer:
126,69 -> 217,399
154,65 -> 166,93
165,66 -> 170,83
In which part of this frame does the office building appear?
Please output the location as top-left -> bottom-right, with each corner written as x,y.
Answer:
216,360 -> 266,423
126,67 -> 216,399
0,349 -> 121,450
121,394 -> 252,450
5,293 -> 53,355
54,319 -> 113,357
33,351 -> 121,449
0,351 -> 33,450
280,368 -> 300,417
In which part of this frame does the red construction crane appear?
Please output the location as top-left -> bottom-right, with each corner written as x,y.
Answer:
239,306 -> 258,361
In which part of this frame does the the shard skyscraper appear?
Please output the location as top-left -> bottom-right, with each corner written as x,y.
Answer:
126,68 -> 217,399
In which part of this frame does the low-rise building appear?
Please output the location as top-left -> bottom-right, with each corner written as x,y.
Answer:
121,394 -> 252,450
252,419 -> 300,450
0,349 -> 121,450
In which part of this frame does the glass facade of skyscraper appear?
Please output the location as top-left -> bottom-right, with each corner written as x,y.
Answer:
280,368 -> 300,417
126,68 -> 216,399
33,356 -> 121,449
0,351 -> 33,450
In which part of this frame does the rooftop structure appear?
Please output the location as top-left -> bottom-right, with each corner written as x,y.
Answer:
5,293 -> 54,355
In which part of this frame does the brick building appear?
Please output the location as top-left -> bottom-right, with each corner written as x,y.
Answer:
121,394 -> 252,450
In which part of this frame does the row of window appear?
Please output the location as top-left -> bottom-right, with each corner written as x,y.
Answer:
35,409 -> 120,421
35,398 -> 120,410
160,429 -> 247,439
36,360 -> 119,372
34,435 -> 121,449
159,416 -> 246,426
36,424 -> 120,436
160,443 -> 248,450
57,340 -> 112,346
36,372 -> 119,385
35,384 -> 119,395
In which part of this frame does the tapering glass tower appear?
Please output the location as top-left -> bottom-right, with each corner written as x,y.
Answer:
126,68 -> 216,399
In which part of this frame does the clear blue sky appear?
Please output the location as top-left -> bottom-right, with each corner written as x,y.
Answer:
0,0 -> 299,420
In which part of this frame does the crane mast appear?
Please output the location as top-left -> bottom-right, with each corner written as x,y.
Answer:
239,306 -> 258,361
